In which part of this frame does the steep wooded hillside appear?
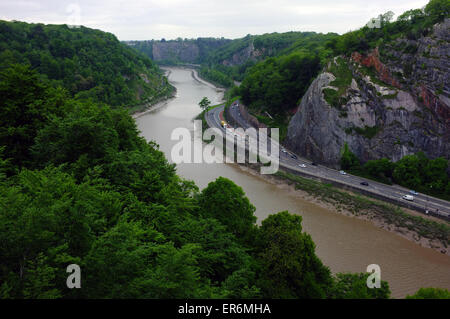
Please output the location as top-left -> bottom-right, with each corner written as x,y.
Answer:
0,20 -> 174,108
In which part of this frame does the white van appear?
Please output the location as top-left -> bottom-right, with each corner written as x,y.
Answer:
402,195 -> 414,201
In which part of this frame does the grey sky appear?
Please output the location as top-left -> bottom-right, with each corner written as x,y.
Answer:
0,0 -> 429,40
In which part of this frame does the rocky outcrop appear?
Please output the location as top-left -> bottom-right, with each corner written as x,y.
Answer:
351,49 -> 401,89
286,19 -> 450,168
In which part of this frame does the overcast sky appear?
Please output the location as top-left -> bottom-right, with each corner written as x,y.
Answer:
0,0 -> 429,40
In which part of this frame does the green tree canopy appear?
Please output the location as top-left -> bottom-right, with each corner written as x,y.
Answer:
255,211 -> 333,298
407,287 -> 450,299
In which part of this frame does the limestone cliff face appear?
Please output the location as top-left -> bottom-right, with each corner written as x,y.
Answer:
152,42 -> 200,63
286,19 -> 450,168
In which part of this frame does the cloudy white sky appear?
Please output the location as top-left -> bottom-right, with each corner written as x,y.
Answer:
0,0 -> 429,40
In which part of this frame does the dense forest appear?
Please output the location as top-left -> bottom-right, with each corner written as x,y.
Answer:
235,0 -> 450,199
0,63 -> 396,299
0,21 -> 174,108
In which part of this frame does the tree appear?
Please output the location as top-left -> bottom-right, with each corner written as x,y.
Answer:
83,220 -> 207,298
256,211 -> 333,298
406,287 -> 450,299
198,177 -> 257,243
424,0 -> 450,23
239,52 -> 321,115
0,166 -> 120,298
198,97 -> 211,110
423,157 -> 448,194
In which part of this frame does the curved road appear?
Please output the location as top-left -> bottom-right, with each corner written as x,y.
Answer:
206,102 -> 450,219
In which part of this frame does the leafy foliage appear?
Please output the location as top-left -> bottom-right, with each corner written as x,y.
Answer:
240,52 -> 321,115
0,63 -> 397,299
340,145 -> 450,200
198,177 -> 257,243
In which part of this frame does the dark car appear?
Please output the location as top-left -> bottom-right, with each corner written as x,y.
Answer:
311,162 -> 318,166
290,154 -> 298,159
360,182 -> 369,186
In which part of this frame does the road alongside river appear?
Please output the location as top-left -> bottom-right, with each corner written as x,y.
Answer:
135,67 -> 450,298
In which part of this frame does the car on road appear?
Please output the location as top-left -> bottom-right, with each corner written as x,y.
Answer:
299,164 -> 306,168
339,170 -> 347,175
290,154 -> 298,159
281,148 -> 287,153
402,195 -> 414,201
410,190 -> 419,195
360,182 -> 369,186
311,162 -> 318,166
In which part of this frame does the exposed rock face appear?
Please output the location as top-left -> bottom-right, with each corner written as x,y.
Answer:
221,40 -> 275,66
222,41 -> 259,66
152,42 -> 200,63
286,19 -> 450,168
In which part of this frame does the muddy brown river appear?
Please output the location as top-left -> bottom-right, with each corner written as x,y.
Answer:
135,67 -> 450,298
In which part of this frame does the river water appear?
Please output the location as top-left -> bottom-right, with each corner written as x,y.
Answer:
135,67 -> 450,299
